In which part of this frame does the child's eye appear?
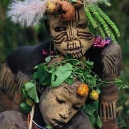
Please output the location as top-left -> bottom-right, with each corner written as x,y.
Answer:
76,22 -> 88,29
72,105 -> 81,110
56,97 -> 65,104
54,26 -> 67,32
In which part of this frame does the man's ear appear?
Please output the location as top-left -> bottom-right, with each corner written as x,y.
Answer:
44,19 -> 51,35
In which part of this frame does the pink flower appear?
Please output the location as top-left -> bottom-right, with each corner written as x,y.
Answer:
42,50 -> 48,55
93,37 -> 111,48
49,51 -> 54,56
42,50 -> 54,56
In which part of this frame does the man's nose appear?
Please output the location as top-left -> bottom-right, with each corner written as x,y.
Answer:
66,28 -> 78,41
59,108 -> 72,119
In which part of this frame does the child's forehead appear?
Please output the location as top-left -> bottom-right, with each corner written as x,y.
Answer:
51,84 -> 86,101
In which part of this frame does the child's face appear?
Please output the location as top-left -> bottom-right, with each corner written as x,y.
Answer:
39,81 -> 87,128
47,7 -> 94,59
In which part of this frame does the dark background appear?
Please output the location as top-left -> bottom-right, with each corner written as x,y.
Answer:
0,0 -> 129,128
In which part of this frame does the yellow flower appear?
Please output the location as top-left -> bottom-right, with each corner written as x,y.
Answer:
90,90 -> 99,100
46,1 -> 58,13
77,83 -> 89,97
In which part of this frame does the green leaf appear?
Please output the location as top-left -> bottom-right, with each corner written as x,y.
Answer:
96,89 -> 101,94
37,64 -> 48,84
42,73 -> 51,85
33,72 -> 38,80
65,54 -> 73,59
92,77 -> 96,86
83,104 -> 96,116
69,59 -> 78,65
26,98 -> 35,106
20,102 -> 32,114
115,78 -> 129,89
45,126 -> 53,129
74,68 -> 83,73
83,101 -> 102,128
34,65 -> 38,69
95,111 -> 102,128
21,87 -> 28,99
45,56 -> 51,63
65,76 -> 74,85
24,82 -> 39,103
85,61 -> 94,68
93,100 -> 99,111
51,63 -> 73,87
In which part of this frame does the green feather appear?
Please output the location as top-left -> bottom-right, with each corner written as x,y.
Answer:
88,5 -> 116,41
96,21 -> 106,38
84,7 -> 97,29
96,6 -> 120,37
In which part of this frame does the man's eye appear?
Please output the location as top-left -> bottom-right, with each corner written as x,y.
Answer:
56,97 -> 65,104
76,23 -> 88,29
72,105 -> 81,110
54,26 -> 67,32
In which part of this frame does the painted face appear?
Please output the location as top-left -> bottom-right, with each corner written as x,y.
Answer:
47,7 -> 94,59
39,81 -> 87,129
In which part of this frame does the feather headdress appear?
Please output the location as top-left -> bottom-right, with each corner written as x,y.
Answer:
7,0 -> 120,41
7,0 -> 110,26
7,0 -> 47,26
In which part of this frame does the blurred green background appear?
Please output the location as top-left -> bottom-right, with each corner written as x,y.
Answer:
0,0 -> 129,128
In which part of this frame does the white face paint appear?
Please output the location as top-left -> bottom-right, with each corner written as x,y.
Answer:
47,7 -> 94,59
39,81 -> 87,128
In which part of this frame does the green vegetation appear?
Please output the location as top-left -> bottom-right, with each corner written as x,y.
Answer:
0,0 -> 129,128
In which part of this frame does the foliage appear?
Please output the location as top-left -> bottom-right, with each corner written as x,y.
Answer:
33,56 -> 99,88
32,55 -> 126,89
83,100 -> 102,128
20,81 -> 39,113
